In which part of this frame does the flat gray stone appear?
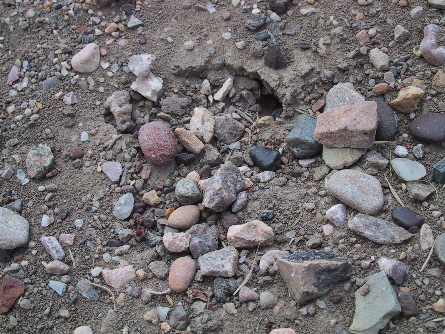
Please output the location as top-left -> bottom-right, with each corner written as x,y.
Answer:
391,158 -> 426,181
286,114 -> 322,158
0,207 -> 29,250
198,246 -> 238,277
434,233 -> 445,265
113,193 -> 134,220
102,161 -> 123,183
175,178 -> 202,205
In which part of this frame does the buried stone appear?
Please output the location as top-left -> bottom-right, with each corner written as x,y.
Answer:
264,42 -> 287,70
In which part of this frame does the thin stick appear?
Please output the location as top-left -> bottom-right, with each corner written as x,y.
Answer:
89,282 -> 116,310
233,246 -> 259,296
420,242 -> 435,272
68,249 -> 76,269
144,288 -> 171,296
374,141 -> 390,144
284,213 -> 303,232
384,174 -> 405,207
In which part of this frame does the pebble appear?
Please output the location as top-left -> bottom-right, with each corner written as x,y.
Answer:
48,280 -> 67,296
239,286 -> 259,302
169,256 -> 196,292
168,205 -> 200,229
214,114 -> 245,144
390,86 -> 425,113
148,261 -> 169,279
113,193 -> 134,220
256,32 -> 271,41
175,178 -> 202,205
223,303 -> 237,314
74,326 -> 94,334
369,48 -> 390,71
390,158 -> 426,181
394,145 -> 408,158
71,43 -> 100,73
128,54 -> 163,102
264,41 -> 287,70
0,208 -> 29,250
26,144 -> 54,179
377,257 -> 410,285
406,182 -> 435,201
394,25 -> 409,42
221,214 -> 241,229
163,232 -> 191,252
41,236 -> 65,260
325,204 -> 347,226
373,83 -> 389,95
409,113 -> 445,143
57,308 -> 70,318
198,246 -> 238,277
398,292 -> 419,318
214,277 -> 239,302
0,277 -> 25,314
269,329 -> 296,334
348,214 -> 412,245
142,190 -> 161,206
434,233 -> 445,265
392,206 -> 424,231
175,128 -> 205,154
245,13 -> 267,31
68,147 -> 84,160
260,291 -> 278,309
231,191 -> 248,212
103,91 -> 134,133
420,223 -> 435,250
127,15 -> 143,28
433,157 -> 445,184
102,265 -> 136,289
187,224 -> 218,258
183,40 -> 195,50
190,107 -> 215,143
214,77 -> 234,101
326,169 -> 384,215
101,161 -> 123,183
138,121 -> 178,166
168,306 -> 190,330
259,250 -> 290,275
286,114 -> 322,158
42,76 -> 60,90
322,147 -> 366,170
227,220 -> 274,248
76,278 -> 99,300
45,260 -> 69,275
249,147 -> 281,171
428,0 -> 445,9
256,171 -> 276,183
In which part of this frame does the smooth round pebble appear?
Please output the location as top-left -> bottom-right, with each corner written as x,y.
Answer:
168,205 -> 200,229
169,256 -> 196,292
74,326 -> 94,334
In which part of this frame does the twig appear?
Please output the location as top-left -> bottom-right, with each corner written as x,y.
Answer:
89,282 -> 116,310
420,242 -> 435,272
374,141 -> 390,144
144,288 -> 171,296
384,174 -> 405,207
284,213 -> 303,232
233,246 -> 259,296
68,249 -> 76,269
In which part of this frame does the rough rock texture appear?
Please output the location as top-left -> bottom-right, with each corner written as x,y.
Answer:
349,271 -> 401,334
369,48 -> 390,71
322,147 -> 366,169
214,114 -> 245,144
128,54 -> 163,102
286,114 -> 322,158
435,233 -> 445,265
175,128 -> 205,154
26,144 -> 54,179
138,121 -> 178,166
189,107 -> 215,143
0,276 -> 25,314
40,236 -> 65,260
390,86 -> 425,113
71,43 -> 100,73
324,82 -> 364,112
102,265 -> 136,290
198,247 -> 238,277
325,170 -> 384,215
227,220 -> 274,248
264,41 -> 287,70
259,250 -> 290,274
104,91 -> 134,133
277,250 -> 352,304
348,214 -> 412,245
0,208 -> 29,250
175,178 -> 202,205
377,257 -> 410,285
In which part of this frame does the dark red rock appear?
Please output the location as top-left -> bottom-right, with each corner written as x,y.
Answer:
392,206 -> 425,230
409,113 -> 445,143
267,0 -> 292,14
68,147 -> 84,160
398,291 -> 419,318
264,42 -> 287,70
329,294 -> 344,304
138,121 -> 178,166
0,277 -> 25,314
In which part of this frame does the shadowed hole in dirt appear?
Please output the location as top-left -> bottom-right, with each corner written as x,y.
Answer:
258,90 -> 283,119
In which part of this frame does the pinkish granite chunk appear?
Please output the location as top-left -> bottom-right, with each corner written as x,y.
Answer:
102,265 -> 136,290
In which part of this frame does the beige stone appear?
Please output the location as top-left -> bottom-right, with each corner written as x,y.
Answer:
390,86 -> 425,113
167,205 -> 200,229
227,220 -> 274,248
168,256 -> 196,292
175,128 -> 205,154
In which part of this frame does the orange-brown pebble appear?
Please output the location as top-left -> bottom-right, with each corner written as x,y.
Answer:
269,329 -> 297,334
312,99 -> 325,113
168,205 -> 200,229
374,83 -> 390,95
105,23 -> 119,34
168,256 -> 196,293
100,48 -> 108,56
165,207 -> 175,218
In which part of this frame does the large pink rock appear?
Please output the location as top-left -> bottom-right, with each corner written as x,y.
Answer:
169,256 -> 196,293
0,277 -> 25,314
128,54 -> 163,102
227,220 -> 274,248
138,121 -> 178,165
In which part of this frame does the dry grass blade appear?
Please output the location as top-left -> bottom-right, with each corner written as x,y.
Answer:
420,242 -> 435,272
284,213 -> 303,232
384,174 -> 405,207
89,282 -> 116,310
68,249 -> 76,269
374,141 -> 390,144
233,246 -> 259,296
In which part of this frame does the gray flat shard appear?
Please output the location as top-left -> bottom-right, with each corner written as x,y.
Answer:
350,271 -> 401,334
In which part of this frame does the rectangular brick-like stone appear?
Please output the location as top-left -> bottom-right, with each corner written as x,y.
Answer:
432,157 -> 445,184
314,101 -> 378,149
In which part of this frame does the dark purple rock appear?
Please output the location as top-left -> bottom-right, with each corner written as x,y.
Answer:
409,113 -> 445,143
221,214 -> 241,230
367,97 -> 397,141
392,206 -> 424,230
267,0 -> 292,14
106,239 -> 124,247
138,121 -> 178,166
187,224 -> 219,258
378,257 -> 410,285
329,294 -> 343,304
398,291 -> 419,318
132,202 -> 148,214
264,42 -> 287,70
175,153 -> 197,166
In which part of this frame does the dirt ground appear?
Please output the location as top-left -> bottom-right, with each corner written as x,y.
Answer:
1,0 -> 445,333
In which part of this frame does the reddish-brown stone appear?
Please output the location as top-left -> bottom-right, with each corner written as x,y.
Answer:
138,121 -> 178,165
0,277 -> 25,314
68,147 -> 84,160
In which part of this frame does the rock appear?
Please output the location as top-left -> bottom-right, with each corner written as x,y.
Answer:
7,65 -> 20,86
366,97 -> 397,141
198,246 -> 238,277
249,147 -> 281,171
435,233 -> 445,265
245,13 -> 267,31
420,24 -> 445,66
433,298 -> 445,313
71,43 -> 100,73
163,232 -> 191,253
390,158 -> 426,181
325,169 -> 384,215
314,101 -> 378,149
348,214 -> 412,245
360,151 -> 389,171
45,260 -> 69,275
429,0 -> 445,9
74,326 -> 94,334
322,147 -> 366,169
277,250 -> 352,304
398,292 -> 419,318
410,6 -> 424,18
349,271 -> 401,334
102,265 -> 136,289
42,76 -> 60,90
269,329 -> 296,334
260,291 -> 278,309
221,214 -> 241,230
68,147 -> 84,160
187,224 -> 218,258
175,128 -> 204,154
214,78 -> 234,102
231,191 -> 248,212
214,277 -> 239,302
26,144 -> 54,179
433,157 -> 445,184
175,178 -> 202,205
256,171 -> 276,183
409,113 -> 445,143
267,0 -> 292,14
168,306 -> 190,330
392,206 -> 424,231
394,25 -> 409,42
0,208 -> 29,250
169,256 -> 196,293
113,193 -> 134,220
433,69 -> 445,87
63,92 -> 77,105
48,280 -> 67,296
356,30 -> 371,46
149,261 -> 169,279
264,41 -> 287,70
202,161 -> 246,212
325,82 -> 364,112
259,250 -> 290,275
101,161 -> 123,183
168,205 -> 200,229
373,83 -> 389,95
325,203 -> 347,226
377,257 -> 410,285
76,278 -> 99,300
239,286 -> 260,302
0,277 -> 25,314
420,223 -> 435,250
201,144 -> 223,166
128,54 -> 163,102
214,115 -> 245,144
390,86 -> 425,113
286,114 -> 322,158
40,236 -> 65,260
190,107 -> 215,143
407,182 -> 435,201
227,220 -> 274,248
142,190 -> 161,206
127,15 -> 143,28
138,121 -> 178,166
369,48 -> 390,71
103,91 -> 134,133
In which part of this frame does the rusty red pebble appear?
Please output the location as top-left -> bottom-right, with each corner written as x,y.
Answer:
138,121 -> 178,166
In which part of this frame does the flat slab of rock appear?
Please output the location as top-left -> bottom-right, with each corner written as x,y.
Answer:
198,246 -> 238,277
322,147 -> 366,170
102,265 -> 136,290
348,214 -> 412,245
349,271 -> 401,334
227,220 -> 274,248
0,276 -> 25,314
286,114 -> 322,158
409,113 -> 445,143
325,170 -> 384,215
0,208 -> 29,250
314,101 -> 378,149
391,158 -> 426,181
277,250 -> 352,304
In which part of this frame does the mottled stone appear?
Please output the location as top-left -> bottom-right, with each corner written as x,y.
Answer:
186,224 -> 218,258
45,260 -> 70,275
0,208 -> 29,250
40,236 -> 65,260
406,182 -> 435,201
198,247 -> 238,277
214,115 -> 245,144
239,286 -> 259,302
420,223 -> 435,251
245,13 -> 267,31
377,257 -> 410,285
227,220 -> 274,248
325,203 -> 347,226
103,91 -> 134,133
360,151 -> 389,171
26,144 -> 54,179
175,128 -> 204,154
398,292 -> 419,318
231,191 -> 248,213
169,256 -> 196,293
324,82 -> 364,112
259,250 -> 290,275
0,277 -> 25,314
102,265 -> 136,290
390,86 -> 425,113
190,107 -> 215,143
163,232 -> 191,253
175,178 -> 202,205
138,121 -> 178,166
369,48 -> 390,71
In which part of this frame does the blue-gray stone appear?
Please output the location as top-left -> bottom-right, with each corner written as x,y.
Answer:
113,193 -> 134,220
175,178 -> 202,205
286,115 -> 322,158
42,76 -> 60,90
48,280 -> 67,296
76,278 -> 100,300
168,306 -> 190,330
432,157 -> 445,184
245,13 -> 267,31
249,147 -> 281,171
255,31 -> 271,41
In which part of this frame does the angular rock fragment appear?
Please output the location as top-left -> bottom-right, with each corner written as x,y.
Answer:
322,147 -> 366,170
41,236 -> 65,260
420,223 -> 435,251
175,128 -> 204,155
26,144 -> 54,179
390,86 -> 424,113
324,82 -> 364,112
189,107 -> 215,143
101,161 -> 123,183
138,121 -> 178,166
369,48 -> 390,71
377,257 -> 410,285
186,224 -> 218,258
102,265 -> 136,290
435,233 -> 445,265
227,220 -> 274,248
104,91 -> 134,133
214,78 -> 234,102
432,157 -> 445,184
286,114 -> 322,158
325,203 -> 347,226
277,250 -> 352,304
198,247 -> 238,277
128,54 -> 163,102
214,114 -> 245,144
259,250 -> 290,275
264,41 -> 287,70
0,277 -> 25,314
175,178 -> 202,205
113,193 -> 134,220
398,291 -> 419,318
249,146 -> 281,171
392,206 -> 424,231
360,151 -> 389,171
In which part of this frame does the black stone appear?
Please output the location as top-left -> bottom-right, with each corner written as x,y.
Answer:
260,210 -> 275,221
54,3 -> 62,9
409,113 -> 445,143
0,249 -> 12,263
213,277 -> 240,303
255,31 -> 271,41
366,97 -> 397,141
143,217 -> 157,229
245,13 -> 267,31
399,292 -> 419,318
175,153 -> 197,166
329,294 -> 343,304
267,0 -> 292,14
300,43 -> 311,50
168,306 -> 190,330
132,201 -> 147,214
106,239 -> 124,247
433,157 -> 445,184
264,42 -> 287,70
121,4 -> 134,16
392,206 -> 425,230
162,186 -> 175,194
271,108 -> 283,119
82,34 -> 95,43
249,146 -> 281,171
129,90 -> 144,101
